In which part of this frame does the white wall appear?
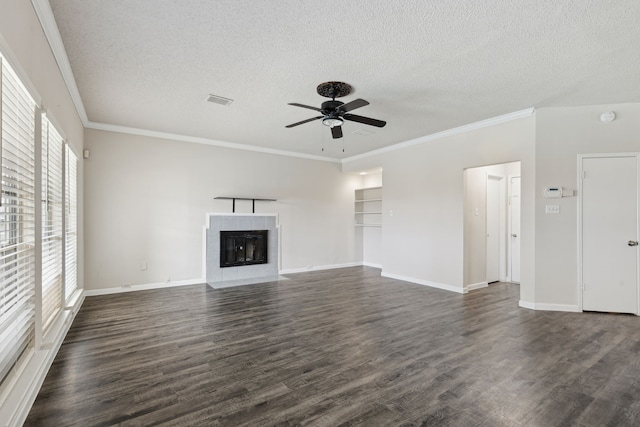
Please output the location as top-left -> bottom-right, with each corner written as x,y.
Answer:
362,172 -> 383,188
84,129 -> 362,290
362,227 -> 382,267
343,102 -> 639,307
534,103 -> 640,307
463,166 -> 487,286
343,116 -> 536,297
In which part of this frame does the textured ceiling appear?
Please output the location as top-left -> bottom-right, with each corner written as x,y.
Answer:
47,0 -> 640,160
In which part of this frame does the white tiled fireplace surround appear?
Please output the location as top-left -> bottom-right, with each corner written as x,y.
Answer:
205,213 -> 281,288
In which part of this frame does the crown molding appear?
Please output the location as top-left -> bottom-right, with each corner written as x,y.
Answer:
85,108 -> 534,165
31,0 -> 89,125
85,121 -> 341,163
342,108 -> 535,164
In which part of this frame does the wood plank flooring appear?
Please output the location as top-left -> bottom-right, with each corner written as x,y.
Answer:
25,267 -> 640,426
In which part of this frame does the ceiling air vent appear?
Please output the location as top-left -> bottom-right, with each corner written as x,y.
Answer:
205,94 -> 233,106
352,129 -> 374,136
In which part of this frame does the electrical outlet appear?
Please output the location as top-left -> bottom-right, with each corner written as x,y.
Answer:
140,261 -> 148,271
166,277 -> 171,283
122,283 -> 132,288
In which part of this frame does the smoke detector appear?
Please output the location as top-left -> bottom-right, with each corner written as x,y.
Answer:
600,111 -> 615,122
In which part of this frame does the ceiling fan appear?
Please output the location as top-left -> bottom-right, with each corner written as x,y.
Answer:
285,81 -> 386,139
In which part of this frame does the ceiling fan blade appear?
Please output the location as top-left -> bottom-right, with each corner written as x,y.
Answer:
285,116 -> 323,128
331,126 -> 343,139
339,98 -> 369,112
288,103 -> 322,112
343,113 -> 386,128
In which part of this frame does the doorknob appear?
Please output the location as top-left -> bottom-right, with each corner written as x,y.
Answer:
512,234 -> 518,238
629,240 -> 639,246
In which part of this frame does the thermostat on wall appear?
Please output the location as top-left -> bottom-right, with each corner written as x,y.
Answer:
545,187 -> 563,198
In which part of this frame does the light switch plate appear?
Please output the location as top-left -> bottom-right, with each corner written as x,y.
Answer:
545,204 -> 560,214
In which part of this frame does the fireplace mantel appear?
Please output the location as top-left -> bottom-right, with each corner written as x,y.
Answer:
214,197 -> 277,213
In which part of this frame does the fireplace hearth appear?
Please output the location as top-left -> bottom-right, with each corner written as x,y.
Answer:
220,230 -> 268,268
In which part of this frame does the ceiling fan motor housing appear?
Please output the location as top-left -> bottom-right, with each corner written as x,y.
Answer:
321,100 -> 344,114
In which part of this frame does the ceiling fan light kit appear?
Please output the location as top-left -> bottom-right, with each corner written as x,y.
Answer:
286,81 -> 386,139
322,117 -> 343,128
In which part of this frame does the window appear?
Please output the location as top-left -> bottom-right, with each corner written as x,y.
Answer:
0,50 -> 79,393
41,115 -> 63,330
0,55 -> 37,383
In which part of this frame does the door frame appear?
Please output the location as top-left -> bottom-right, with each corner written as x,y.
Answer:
577,152 -> 640,314
507,175 -> 521,283
486,174 -> 506,283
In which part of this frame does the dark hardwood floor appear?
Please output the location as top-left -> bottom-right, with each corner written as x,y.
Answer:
25,267 -> 640,426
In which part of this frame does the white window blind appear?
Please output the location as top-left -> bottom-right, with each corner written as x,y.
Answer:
0,55 -> 37,384
64,146 -> 77,302
41,115 -> 63,330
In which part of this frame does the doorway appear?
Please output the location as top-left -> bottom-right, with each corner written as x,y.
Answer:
579,154 -> 639,314
463,161 -> 521,290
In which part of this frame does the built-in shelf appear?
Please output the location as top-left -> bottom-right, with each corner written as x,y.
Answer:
354,186 -> 382,228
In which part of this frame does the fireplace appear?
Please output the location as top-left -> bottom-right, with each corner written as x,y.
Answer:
220,230 -> 268,268
206,214 -> 279,285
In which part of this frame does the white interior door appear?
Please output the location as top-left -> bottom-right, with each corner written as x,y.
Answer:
582,156 -> 639,314
486,176 -> 501,283
510,177 -> 521,283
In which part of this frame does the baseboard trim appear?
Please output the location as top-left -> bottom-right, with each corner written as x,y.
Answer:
0,291 -> 85,427
519,300 -> 536,310
519,300 -> 580,312
279,262 -> 363,275
362,262 -> 383,269
84,278 -> 205,296
534,303 -> 581,312
465,282 -> 488,292
381,272 -> 465,294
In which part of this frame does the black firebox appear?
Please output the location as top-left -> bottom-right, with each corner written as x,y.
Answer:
220,230 -> 268,268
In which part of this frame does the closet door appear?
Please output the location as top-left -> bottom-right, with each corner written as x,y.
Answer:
582,155 -> 638,314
